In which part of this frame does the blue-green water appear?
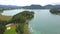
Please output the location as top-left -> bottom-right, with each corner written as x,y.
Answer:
2,9 -> 60,34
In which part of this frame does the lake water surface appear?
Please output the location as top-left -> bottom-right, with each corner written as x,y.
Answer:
2,9 -> 60,34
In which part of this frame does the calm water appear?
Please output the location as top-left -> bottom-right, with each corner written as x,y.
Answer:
2,9 -> 60,34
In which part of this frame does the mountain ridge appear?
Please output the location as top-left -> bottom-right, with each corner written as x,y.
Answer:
0,4 -> 60,9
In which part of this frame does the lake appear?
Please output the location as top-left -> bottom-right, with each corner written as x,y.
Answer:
2,9 -> 60,34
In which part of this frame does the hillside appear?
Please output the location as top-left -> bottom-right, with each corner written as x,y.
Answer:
0,14 -> 12,21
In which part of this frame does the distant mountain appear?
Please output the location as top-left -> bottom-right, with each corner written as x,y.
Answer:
0,4 -> 60,9
42,5 -> 54,9
0,5 -> 22,9
22,5 -> 42,9
53,5 -> 60,9
43,5 -> 60,9
22,4 -> 60,9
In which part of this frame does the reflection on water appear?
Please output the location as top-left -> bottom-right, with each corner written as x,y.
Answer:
2,9 -> 60,34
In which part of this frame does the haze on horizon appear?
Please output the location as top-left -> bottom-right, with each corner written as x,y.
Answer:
0,0 -> 60,6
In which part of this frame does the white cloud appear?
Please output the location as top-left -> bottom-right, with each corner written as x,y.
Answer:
0,0 -> 60,6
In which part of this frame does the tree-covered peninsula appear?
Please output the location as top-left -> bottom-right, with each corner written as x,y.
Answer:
10,11 -> 34,34
50,8 -> 60,14
0,10 -> 34,34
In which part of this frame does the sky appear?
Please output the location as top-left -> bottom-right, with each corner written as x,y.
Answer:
0,0 -> 60,6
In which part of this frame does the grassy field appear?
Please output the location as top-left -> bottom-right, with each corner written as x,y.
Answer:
0,14 -> 16,34
4,26 -> 16,34
0,14 -> 12,21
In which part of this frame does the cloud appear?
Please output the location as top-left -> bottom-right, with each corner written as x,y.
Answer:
0,0 -> 60,6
